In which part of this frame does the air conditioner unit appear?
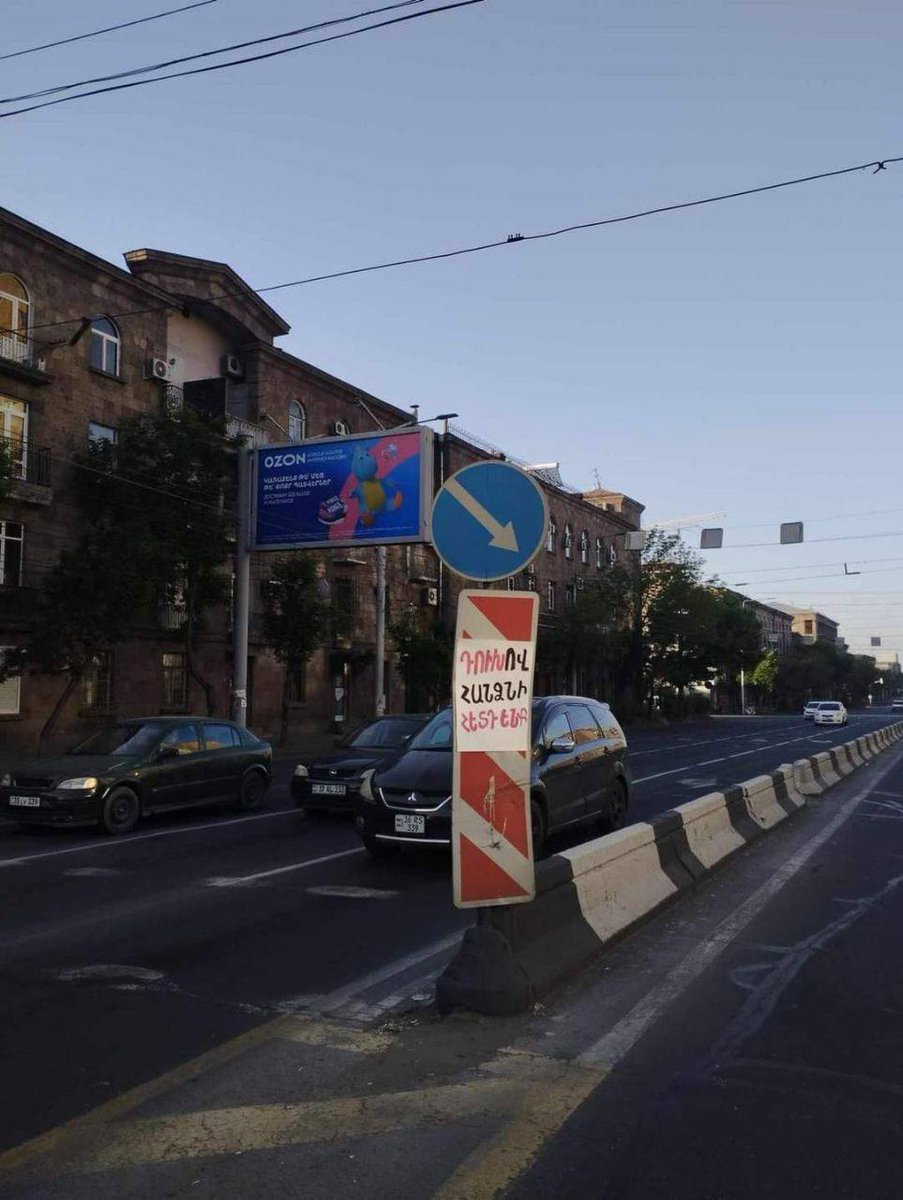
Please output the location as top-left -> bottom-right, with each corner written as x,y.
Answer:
144,358 -> 171,382
329,420 -> 351,437
222,354 -> 244,379
422,586 -> 438,607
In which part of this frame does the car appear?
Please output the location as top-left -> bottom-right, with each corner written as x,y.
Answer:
0,717 -> 272,835
891,698 -> 903,712
803,701 -> 826,720
354,695 -> 630,859
291,714 -> 430,814
813,701 -> 847,726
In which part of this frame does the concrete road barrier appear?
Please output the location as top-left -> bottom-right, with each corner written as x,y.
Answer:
437,721 -> 903,1016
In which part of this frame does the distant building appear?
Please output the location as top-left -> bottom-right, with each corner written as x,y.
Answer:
727,593 -> 794,655
770,606 -> 839,645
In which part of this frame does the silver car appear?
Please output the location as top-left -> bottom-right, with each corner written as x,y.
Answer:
814,701 -> 847,726
803,701 -> 825,720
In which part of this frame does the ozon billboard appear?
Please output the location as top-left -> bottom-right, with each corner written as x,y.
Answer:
252,427 -> 434,550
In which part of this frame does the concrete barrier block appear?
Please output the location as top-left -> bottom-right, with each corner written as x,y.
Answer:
794,757 -> 825,796
741,774 -> 784,829
670,790 -> 748,871
812,751 -> 841,787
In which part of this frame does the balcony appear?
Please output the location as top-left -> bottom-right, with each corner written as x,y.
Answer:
2,442 -> 52,505
226,415 -> 270,448
0,334 -> 51,384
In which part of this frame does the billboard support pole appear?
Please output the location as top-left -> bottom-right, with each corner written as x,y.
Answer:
232,442 -> 252,729
375,544 -> 387,716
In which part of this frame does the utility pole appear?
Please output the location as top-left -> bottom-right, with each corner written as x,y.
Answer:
231,441 -> 252,728
375,544 -> 387,716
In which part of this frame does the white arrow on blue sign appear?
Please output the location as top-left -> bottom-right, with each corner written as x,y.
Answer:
430,461 -> 549,582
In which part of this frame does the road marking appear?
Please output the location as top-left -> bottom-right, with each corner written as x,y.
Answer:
697,757 -> 726,765
305,884 -> 399,899
0,808 -> 298,868
205,846 -> 365,887
578,745 -> 903,1069
53,964 -> 165,984
62,867 -> 123,878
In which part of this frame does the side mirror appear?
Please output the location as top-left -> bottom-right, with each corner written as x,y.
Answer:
157,744 -> 179,761
549,734 -> 576,755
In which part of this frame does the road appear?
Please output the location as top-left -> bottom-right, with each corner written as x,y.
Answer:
0,710 -> 897,1159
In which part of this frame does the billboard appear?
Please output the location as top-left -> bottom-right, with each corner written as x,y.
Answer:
253,428 -> 433,550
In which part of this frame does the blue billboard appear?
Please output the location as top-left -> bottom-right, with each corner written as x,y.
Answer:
253,428 -> 433,550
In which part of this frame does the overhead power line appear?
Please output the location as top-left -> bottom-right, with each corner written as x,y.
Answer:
0,1 -> 220,64
0,0 -> 428,104
0,0 -> 486,118
19,153 -> 902,338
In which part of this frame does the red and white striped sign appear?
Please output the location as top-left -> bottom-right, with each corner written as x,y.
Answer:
452,590 -> 539,909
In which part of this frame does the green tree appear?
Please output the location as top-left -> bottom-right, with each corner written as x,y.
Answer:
750,649 -> 779,705
259,555 -> 331,743
388,608 -> 453,712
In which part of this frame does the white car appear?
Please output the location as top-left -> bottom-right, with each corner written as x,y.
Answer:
814,701 -> 847,726
803,701 -> 825,720
891,698 -> 903,713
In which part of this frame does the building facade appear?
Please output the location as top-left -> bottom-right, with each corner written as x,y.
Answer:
1,207 -> 643,751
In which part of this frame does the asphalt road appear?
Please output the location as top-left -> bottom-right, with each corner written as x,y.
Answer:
0,709 -> 897,1157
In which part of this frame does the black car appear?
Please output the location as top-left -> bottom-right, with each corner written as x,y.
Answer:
0,717 -> 272,835
355,696 -> 630,858
292,714 -> 430,814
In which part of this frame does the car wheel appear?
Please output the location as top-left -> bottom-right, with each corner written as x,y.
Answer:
530,799 -> 547,859
361,834 -> 399,859
237,769 -> 267,812
600,779 -> 628,833
100,786 -> 140,836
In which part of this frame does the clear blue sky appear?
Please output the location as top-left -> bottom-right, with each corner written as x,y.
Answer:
4,0 -> 901,658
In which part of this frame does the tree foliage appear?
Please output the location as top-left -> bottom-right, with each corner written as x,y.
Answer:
388,609 -> 453,713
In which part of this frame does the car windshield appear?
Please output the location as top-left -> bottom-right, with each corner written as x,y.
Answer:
821,703 -> 841,711
408,702 -> 546,751
70,723 -> 164,756
345,718 -> 425,749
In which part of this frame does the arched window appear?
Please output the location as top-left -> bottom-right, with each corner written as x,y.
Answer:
609,543 -> 618,567
89,316 -> 120,375
546,516 -> 557,554
579,529 -> 589,565
288,400 -> 306,443
564,523 -> 573,560
0,274 -> 30,362
596,537 -> 604,569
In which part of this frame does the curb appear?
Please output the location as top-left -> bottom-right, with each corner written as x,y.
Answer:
437,721 -> 903,1016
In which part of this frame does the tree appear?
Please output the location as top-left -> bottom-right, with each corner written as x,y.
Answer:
389,608 -> 453,712
259,555 -> 331,743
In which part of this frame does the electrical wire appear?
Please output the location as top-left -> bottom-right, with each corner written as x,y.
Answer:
0,0 -> 428,104
0,0 -> 486,119
0,1 -> 220,64
20,153 -> 902,339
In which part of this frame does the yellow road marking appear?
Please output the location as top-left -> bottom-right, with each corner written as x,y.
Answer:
0,1013 -> 393,1181
432,1063 -> 606,1200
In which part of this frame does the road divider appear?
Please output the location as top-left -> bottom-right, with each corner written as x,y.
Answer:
437,722 -> 903,1015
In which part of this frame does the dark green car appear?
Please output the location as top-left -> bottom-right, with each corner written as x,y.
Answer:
0,717 -> 272,835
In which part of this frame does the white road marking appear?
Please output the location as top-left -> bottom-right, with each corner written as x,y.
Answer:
0,808 -> 298,868
578,747 -> 902,1069
63,867 -> 123,878
206,847 -> 364,887
305,885 -> 400,900
53,964 -> 166,984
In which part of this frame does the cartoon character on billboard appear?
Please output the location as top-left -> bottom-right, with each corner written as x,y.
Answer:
350,443 -> 404,526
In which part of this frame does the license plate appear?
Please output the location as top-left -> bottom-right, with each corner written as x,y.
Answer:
394,814 -> 425,835
311,783 -> 347,796
9,796 -> 41,807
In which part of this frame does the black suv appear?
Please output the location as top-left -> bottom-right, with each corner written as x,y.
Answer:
355,696 -> 630,858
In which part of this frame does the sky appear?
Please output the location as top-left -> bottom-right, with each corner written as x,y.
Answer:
3,0 -> 902,659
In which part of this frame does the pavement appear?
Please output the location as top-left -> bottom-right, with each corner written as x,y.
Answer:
0,711 -> 900,1198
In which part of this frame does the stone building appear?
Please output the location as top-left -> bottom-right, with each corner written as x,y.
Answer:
0,206 -> 642,751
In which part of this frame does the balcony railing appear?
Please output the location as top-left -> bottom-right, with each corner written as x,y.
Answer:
226,415 -> 271,447
0,332 -> 47,374
2,441 -> 51,488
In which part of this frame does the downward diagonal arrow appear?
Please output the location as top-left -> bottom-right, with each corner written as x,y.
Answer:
444,476 -> 519,552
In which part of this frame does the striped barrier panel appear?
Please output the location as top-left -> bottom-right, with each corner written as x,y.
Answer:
438,722 -> 903,1015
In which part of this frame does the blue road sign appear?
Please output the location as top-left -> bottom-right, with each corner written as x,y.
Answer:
430,461 -> 549,581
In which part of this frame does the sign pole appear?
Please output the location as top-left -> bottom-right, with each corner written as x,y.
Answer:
375,544 -> 387,716
231,442 -> 252,728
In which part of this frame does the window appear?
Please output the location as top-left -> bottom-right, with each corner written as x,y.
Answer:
547,580 -> 557,612
0,521 -> 23,586
525,569 -> 537,592
88,421 -> 117,446
506,576 -> 516,591
567,704 -> 602,745
804,619 -> 814,635
564,524 -> 573,560
565,583 -> 576,609
546,516 -> 557,553
203,721 -> 239,749
0,274 -> 29,363
161,652 -> 188,709
288,400 -> 306,442
579,530 -> 589,565
334,576 -> 356,617
0,647 -> 20,715
542,708 -> 572,748
289,663 -> 307,703
0,396 -> 27,480
81,651 -> 113,712
159,722 -> 200,755
609,543 -> 618,567
596,537 -> 604,569
89,317 -> 120,376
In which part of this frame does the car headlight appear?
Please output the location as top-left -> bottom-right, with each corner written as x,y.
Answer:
57,777 -> 99,791
359,770 -> 378,803
293,764 -> 309,778
1,773 -> 10,787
